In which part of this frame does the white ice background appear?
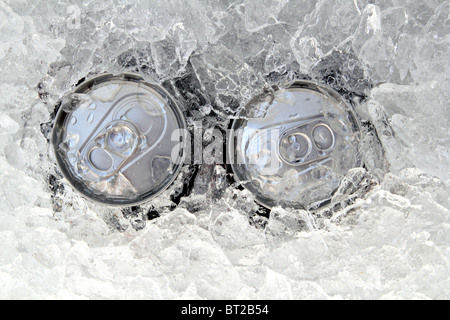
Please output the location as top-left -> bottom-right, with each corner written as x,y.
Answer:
0,0 -> 449,299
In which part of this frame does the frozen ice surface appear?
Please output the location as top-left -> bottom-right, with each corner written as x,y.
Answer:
0,0 -> 449,299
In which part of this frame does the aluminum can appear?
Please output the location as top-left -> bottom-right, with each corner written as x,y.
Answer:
52,73 -> 187,206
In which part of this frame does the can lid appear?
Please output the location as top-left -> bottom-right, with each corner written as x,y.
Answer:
52,74 -> 187,206
228,81 -> 362,210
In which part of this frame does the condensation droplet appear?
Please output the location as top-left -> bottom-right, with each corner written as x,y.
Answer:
87,114 -> 94,124
71,116 -> 77,125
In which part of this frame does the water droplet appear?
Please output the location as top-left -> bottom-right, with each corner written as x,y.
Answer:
88,103 -> 97,110
71,116 -> 77,125
87,114 -> 94,124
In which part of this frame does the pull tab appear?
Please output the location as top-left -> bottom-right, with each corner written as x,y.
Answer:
278,120 -> 335,167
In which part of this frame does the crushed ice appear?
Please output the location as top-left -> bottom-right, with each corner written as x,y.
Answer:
0,0 -> 449,299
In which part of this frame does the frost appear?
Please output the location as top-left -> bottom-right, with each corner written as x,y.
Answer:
0,0 -> 449,300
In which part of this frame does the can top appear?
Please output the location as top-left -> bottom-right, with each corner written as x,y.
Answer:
228,81 -> 362,210
52,73 -> 187,206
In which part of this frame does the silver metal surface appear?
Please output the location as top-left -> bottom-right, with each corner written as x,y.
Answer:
228,81 -> 362,209
52,73 -> 187,206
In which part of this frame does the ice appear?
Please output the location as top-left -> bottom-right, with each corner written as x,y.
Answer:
365,81 -> 450,181
0,113 -> 20,135
0,0 -> 449,300
190,44 -> 264,111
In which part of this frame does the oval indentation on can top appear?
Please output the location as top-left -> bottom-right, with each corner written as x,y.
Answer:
312,124 -> 335,151
89,148 -> 113,172
87,113 -> 94,124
